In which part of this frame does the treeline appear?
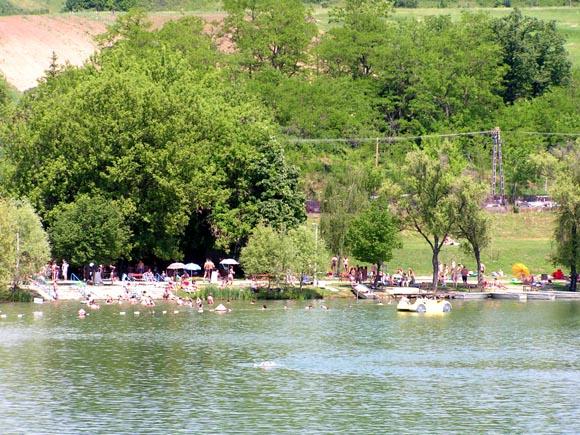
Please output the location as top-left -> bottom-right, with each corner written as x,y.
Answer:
64,0 -> 137,12
0,2 -> 578,288
393,0 -> 579,8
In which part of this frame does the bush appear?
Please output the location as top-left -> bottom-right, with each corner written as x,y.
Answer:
394,0 -> 418,7
0,288 -> 33,303
63,0 -> 138,12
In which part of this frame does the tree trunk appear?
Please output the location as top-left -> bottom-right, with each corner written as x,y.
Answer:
432,248 -> 439,291
570,264 -> 577,292
475,249 -> 482,289
570,221 -> 578,292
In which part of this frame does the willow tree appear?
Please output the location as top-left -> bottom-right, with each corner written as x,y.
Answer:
551,151 -> 580,291
455,178 -> 491,287
395,150 -> 461,290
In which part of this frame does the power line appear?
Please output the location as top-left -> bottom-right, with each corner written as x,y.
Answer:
503,131 -> 580,137
288,130 -> 493,144
286,130 -> 580,144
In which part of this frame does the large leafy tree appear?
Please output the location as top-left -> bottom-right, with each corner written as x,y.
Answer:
551,148 -> 580,291
492,9 -> 571,103
374,14 -> 505,134
394,149 -> 461,290
318,0 -> 392,79
346,200 -> 401,274
4,16 -> 305,261
223,0 -> 317,76
48,195 -> 132,267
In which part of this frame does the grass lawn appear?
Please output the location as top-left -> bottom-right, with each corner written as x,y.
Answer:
311,210 -> 556,278
386,211 -> 556,276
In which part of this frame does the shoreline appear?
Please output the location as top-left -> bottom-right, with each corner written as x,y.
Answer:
13,278 -> 580,303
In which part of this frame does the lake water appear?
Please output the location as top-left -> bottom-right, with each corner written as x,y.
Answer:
0,299 -> 578,434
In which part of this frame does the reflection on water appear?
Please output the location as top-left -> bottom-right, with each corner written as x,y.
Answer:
0,300 -> 578,433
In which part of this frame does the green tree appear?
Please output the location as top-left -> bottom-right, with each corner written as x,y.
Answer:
223,0 -> 317,76
320,164 -> 382,265
455,178 -> 491,287
318,0 -> 392,79
48,195 -> 132,267
5,18 -> 305,261
240,225 -> 286,286
492,9 -> 571,103
374,14 -> 505,134
394,150 -> 461,290
551,149 -> 580,291
0,199 -> 50,296
240,224 -> 326,288
287,225 -> 327,289
346,200 -> 401,275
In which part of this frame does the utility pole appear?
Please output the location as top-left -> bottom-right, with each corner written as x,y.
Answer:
491,127 -> 506,206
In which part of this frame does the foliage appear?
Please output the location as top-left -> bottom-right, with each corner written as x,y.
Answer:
394,0 -> 418,7
48,195 -> 132,267
287,224 -> 328,285
240,224 -> 327,287
319,0 -> 392,79
393,149 -> 460,288
319,12 -> 505,134
223,0 -> 318,76
346,200 -> 401,272
0,199 -> 50,296
320,164 -> 382,258
492,9 -> 571,103
374,14 -> 506,134
498,72 -> 580,198
455,177 -> 491,285
550,146 -> 580,291
245,72 -> 379,139
239,225 -> 292,283
63,0 -> 137,11
5,16 -> 305,261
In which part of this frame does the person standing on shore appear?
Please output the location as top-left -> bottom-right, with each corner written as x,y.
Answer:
461,265 -> 469,286
204,259 -> 215,281
61,260 -> 69,281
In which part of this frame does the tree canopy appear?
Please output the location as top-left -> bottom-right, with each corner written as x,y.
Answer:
492,9 -> 571,103
346,200 -> 401,273
3,17 -> 305,261
48,195 -> 132,266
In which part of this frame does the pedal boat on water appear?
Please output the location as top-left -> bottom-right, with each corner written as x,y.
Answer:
396,296 -> 452,313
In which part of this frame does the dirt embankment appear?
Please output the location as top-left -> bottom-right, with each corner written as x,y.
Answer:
0,12 -> 227,92
0,15 -> 110,91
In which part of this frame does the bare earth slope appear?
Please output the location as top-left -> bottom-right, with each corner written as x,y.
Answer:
0,14 -> 110,91
0,12 -> 226,91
